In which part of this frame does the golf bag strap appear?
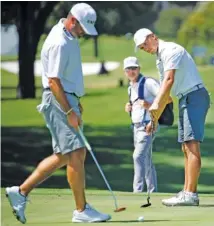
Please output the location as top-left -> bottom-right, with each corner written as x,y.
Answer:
128,75 -> 147,122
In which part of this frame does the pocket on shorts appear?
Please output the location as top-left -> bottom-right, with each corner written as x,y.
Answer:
136,126 -> 150,143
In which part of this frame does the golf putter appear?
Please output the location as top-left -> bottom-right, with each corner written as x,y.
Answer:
141,122 -> 154,208
78,127 -> 126,213
141,140 -> 152,208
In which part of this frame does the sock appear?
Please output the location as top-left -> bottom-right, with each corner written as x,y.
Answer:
185,191 -> 198,197
19,188 -> 27,197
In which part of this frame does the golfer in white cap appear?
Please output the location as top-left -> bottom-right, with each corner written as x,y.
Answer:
124,56 -> 159,194
133,28 -> 210,206
5,3 -> 111,223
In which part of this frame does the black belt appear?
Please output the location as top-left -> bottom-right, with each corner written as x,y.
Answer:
43,88 -> 80,98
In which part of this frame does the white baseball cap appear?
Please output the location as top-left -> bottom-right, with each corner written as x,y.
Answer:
71,3 -> 98,36
133,28 -> 153,47
123,56 -> 140,69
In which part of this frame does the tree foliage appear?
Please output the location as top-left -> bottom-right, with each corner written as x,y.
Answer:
154,6 -> 192,38
177,2 -> 214,47
46,2 -> 157,35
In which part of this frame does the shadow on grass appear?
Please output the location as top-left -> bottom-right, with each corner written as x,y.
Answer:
199,204 -> 214,207
108,220 -> 199,223
13,219 -> 201,224
1,124 -> 214,193
26,220 -> 171,225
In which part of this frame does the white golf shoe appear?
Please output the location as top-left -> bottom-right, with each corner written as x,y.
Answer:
162,190 -> 184,205
6,186 -> 27,224
72,203 -> 111,223
162,191 -> 199,206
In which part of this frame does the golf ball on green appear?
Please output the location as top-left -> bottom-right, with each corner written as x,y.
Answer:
138,216 -> 144,222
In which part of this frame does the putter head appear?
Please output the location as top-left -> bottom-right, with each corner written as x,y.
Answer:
141,196 -> 151,208
114,207 -> 126,212
141,203 -> 151,208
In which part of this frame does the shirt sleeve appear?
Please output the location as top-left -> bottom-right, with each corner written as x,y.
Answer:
163,45 -> 184,72
47,44 -> 68,78
146,78 -> 160,97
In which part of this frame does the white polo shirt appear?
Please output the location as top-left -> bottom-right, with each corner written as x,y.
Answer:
156,40 -> 203,97
129,75 -> 160,123
41,19 -> 84,97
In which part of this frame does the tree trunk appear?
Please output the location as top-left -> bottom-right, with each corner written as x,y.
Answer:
94,36 -> 98,58
17,2 -> 36,99
16,2 -> 58,99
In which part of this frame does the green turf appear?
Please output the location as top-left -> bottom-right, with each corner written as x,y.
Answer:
1,189 -> 214,226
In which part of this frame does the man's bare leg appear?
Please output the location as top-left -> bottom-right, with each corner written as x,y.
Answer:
182,144 -> 188,191
184,140 -> 201,192
66,148 -> 86,211
20,153 -> 68,196
162,141 -> 200,206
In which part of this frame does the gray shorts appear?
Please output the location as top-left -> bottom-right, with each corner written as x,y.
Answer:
37,91 -> 85,155
178,88 -> 210,143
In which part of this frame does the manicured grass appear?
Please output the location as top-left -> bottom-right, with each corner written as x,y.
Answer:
1,189 -> 214,226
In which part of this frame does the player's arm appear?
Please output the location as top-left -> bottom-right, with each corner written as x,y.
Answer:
49,78 -> 83,115
148,76 -> 173,104
152,70 -> 175,107
47,45 -> 80,129
139,78 -> 160,110
150,46 -> 183,110
47,44 -> 72,113
139,100 -> 152,110
145,72 -> 174,134
146,46 -> 183,134
49,77 -> 72,113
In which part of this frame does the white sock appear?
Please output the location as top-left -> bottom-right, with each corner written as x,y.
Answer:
185,191 -> 198,197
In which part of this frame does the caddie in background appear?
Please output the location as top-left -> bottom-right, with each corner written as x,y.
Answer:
134,28 -> 210,206
5,3 -> 111,224
124,56 -> 159,194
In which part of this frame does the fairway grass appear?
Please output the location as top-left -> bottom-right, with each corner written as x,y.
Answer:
1,189 -> 214,226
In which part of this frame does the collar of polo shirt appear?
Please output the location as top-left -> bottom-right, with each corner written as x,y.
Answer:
58,19 -> 76,40
156,39 -> 165,58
